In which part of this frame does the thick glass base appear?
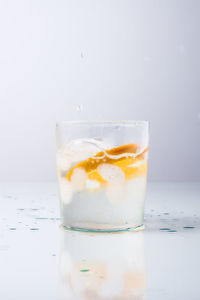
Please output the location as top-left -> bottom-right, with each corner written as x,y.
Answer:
60,223 -> 144,233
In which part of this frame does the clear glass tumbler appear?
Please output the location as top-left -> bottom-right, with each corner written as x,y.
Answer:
56,121 -> 149,232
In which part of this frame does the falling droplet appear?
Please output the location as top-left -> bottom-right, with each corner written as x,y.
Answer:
76,104 -> 83,112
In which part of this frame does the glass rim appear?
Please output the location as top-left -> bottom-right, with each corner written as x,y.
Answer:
56,120 -> 149,127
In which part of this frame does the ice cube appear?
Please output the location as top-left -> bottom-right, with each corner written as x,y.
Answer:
57,138 -> 108,173
97,163 -> 125,184
59,177 -> 73,204
67,138 -> 107,161
70,167 -> 87,190
56,149 -> 72,172
86,179 -> 100,191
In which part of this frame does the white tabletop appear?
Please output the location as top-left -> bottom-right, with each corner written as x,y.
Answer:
0,182 -> 199,300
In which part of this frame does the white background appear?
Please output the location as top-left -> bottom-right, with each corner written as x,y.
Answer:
0,0 -> 199,181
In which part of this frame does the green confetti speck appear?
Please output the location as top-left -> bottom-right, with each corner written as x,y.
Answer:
80,269 -> 90,272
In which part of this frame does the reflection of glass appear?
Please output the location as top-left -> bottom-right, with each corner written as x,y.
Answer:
56,121 -> 149,232
58,230 -> 146,300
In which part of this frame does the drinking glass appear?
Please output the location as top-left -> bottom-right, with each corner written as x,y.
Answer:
56,121 -> 149,232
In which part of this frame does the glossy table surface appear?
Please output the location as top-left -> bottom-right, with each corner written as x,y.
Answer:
0,182 -> 200,300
